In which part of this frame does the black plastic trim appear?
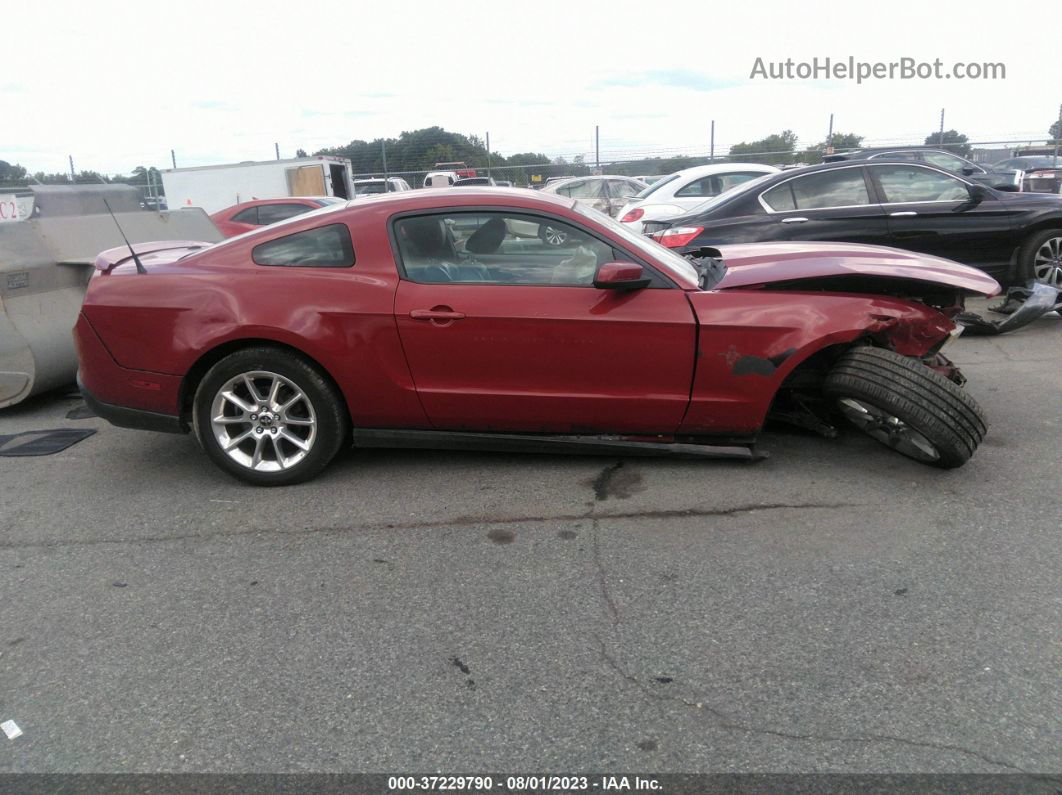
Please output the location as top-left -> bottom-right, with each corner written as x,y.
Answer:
78,375 -> 187,435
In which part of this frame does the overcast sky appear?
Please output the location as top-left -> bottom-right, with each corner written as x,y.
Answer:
4,0 -> 1060,175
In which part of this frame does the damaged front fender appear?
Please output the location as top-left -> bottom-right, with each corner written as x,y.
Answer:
680,289 -> 959,434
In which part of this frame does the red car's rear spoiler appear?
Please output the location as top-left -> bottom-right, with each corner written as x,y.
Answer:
93,240 -> 213,273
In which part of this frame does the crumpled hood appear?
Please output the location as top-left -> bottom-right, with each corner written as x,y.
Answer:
713,242 -> 1000,296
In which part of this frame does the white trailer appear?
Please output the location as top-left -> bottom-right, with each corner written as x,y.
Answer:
161,156 -> 355,214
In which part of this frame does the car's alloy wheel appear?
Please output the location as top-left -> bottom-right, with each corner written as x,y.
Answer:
1032,235 -> 1062,287
540,225 -> 569,246
210,370 -> 317,473
194,347 -> 347,486
836,398 -> 940,463
823,346 -> 986,469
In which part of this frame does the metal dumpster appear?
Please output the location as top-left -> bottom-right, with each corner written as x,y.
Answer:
0,185 -> 221,408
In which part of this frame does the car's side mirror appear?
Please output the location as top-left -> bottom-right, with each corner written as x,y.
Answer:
961,166 -> 976,176
593,261 -> 651,290
967,183 -> 991,203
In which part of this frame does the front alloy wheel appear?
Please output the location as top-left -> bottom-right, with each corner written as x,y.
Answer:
824,346 -> 987,469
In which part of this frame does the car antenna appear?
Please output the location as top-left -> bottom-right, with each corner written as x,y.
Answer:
102,198 -> 147,274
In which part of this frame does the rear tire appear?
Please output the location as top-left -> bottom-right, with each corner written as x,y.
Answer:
1017,227 -> 1062,289
193,347 -> 347,486
824,347 -> 986,469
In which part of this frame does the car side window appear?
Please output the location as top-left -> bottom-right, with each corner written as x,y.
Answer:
874,165 -> 971,203
394,212 -> 619,286
232,207 -> 259,224
258,203 -> 313,225
674,176 -> 717,198
869,151 -> 920,162
761,182 -> 797,211
560,181 -> 604,199
252,223 -> 355,267
607,179 -> 641,199
788,169 -> 871,209
922,152 -> 974,174
715,172 -> 767,193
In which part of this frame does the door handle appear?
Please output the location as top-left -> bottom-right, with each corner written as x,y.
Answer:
781,217 -> 809,224
889,211 -> 919,217
410,308 -> 466,321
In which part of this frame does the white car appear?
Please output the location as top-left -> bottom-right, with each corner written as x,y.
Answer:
423,171 -> 459,188
617,163 -> 780,233
352,177 -> 412,195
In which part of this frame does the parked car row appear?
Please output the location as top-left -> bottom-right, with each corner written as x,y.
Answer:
641,159 -> 1062,288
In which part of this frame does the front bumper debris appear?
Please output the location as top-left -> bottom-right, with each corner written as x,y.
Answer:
956,281 -> 1062,336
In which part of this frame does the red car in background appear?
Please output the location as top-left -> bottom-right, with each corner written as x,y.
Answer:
209,197 -> 345,238
77,188 -> 997,486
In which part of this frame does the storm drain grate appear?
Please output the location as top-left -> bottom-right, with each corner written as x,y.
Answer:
0,429 -> 96,457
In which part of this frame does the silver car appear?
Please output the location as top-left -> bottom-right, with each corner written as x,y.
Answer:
540,175 -> 649,217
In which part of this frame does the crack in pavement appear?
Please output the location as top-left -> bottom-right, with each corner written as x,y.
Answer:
587,628 -> 1039,774
575,475 -> 1039,774
0,502 -> 860,552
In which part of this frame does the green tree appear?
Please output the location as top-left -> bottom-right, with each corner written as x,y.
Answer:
295,148 -> 308,157
802,132 -> 864,164
1050,120 -> 1061,143
729,130 -> 799,165
0,159 -> 28,183
924,129 -> 971,156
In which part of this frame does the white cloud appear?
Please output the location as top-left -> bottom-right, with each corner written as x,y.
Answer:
3,0 -> 1059,175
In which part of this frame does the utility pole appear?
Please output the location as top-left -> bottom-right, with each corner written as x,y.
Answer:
381,140 -> 389,190
1054,103 -> 1061,167
275,142 -> 280,160
710,120 -> 715,162
68,155 -> 76,182
938,108 -> 946,147
595,125 -> 600,173
485,131 -> 491,177
171,149 -> 177,169
827,113 -> 834,154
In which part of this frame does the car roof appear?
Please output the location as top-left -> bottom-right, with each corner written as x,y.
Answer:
544,175 -> 647,191
214,196 -> 332,213
667,162 -> 779,179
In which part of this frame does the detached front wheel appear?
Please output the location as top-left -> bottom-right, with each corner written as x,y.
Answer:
193,347 -> 347,486
824,347 -> 986,469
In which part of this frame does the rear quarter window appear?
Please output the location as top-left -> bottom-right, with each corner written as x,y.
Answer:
252,223 -> 355,268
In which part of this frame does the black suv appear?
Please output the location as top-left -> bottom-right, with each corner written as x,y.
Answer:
644,160 -> 1062,286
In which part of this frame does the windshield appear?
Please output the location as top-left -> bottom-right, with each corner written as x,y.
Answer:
354,182 -> 387,195
1001,157 -> 1061,170
633,173 -> 680,201
572,201 -> 699,287
686,173 -> 775,215
316,197 -> 346,205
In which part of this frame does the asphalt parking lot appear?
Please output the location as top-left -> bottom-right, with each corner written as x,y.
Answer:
0,304 -> 1059,775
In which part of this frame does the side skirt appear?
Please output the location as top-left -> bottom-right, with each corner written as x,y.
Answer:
351,429 -> 765,461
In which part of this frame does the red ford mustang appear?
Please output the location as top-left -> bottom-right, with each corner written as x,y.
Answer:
76,188 -> 999,485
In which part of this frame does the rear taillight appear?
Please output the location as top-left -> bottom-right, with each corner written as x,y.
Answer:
620,208 -> 644,223
652,226 -> 703,249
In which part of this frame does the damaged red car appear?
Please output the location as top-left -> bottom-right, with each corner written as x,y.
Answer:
75,189 -> 999,485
